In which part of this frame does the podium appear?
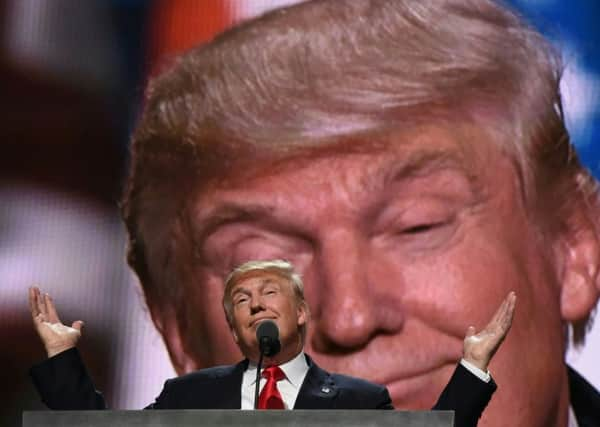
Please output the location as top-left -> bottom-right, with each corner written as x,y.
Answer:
23,410 -> 454,426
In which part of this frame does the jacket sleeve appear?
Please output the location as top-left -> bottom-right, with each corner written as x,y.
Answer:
376,386 -> 394,410
29,347 -> 106,410
432,363 -> 497,427
144,379 -> 173,409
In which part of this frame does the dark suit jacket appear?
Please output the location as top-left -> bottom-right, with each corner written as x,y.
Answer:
31,348 -> 496,427
568,366 -> 600,427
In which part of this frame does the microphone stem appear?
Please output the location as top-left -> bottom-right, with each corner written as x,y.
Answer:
254,351 -> 264,409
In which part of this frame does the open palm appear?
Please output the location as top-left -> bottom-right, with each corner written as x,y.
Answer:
463,292 -> 516,371
29,287 -> 83,357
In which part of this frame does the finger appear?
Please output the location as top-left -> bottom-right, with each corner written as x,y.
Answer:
493,293 -> 517,342
71,320 -> 84,332
493,293 -> 511,323
44,293 -> 61,324
38,291 -> 48,319
500,292 -> 517,331
465,325 -> 476,338
487,293 -> 512,331
29,287 -> 40,319
35,287 -> 49,321
496,292 -> 515,325
37,288 -> 48,318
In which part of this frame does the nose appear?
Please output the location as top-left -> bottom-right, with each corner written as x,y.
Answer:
309,229 -> 404,353
249,294 -> 266,314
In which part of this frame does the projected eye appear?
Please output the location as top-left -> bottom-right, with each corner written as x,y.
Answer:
234,295 -> 249,305
402,222 -> 445,234
201,223 -> 313,275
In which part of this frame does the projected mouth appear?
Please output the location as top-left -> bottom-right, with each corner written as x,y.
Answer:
378,365 -> 452,406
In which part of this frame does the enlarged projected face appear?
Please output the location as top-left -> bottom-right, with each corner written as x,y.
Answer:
178,124 -> 575,426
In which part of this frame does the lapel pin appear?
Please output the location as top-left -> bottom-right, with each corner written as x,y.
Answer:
321,386 -> 331,394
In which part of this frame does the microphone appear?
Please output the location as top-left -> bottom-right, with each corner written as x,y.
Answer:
254,320 -> 281,409
256,320 -> 281,357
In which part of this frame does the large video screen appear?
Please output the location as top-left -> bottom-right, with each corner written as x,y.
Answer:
1,1 -> 598,426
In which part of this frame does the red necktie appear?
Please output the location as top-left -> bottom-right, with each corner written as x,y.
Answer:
258,365 -> 286,409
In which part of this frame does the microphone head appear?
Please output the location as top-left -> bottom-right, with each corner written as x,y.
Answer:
256,320 -> 281,357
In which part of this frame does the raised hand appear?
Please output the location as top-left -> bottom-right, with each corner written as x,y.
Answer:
29,287 -> 84,358
463,291 -> 516,372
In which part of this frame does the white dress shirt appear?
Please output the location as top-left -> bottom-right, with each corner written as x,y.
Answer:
241,351 -> 310,409
568,406 -> 579,427
459,358 -> 491,383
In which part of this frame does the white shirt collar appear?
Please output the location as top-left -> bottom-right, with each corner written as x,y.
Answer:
245,351 -> 309,388
568,405 -> 579,427
241,351 -> 310,409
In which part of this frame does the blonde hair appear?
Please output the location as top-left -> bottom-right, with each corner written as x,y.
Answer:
222,260 -> 309,339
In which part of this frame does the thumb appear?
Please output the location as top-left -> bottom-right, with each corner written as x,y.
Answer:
71,320 -> 84,332
465,325 -> 476,338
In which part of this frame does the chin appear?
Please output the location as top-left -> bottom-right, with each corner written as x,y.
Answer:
386,368 -> 452,409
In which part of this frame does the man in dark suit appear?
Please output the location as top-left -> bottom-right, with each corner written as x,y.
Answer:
29,260 -> 515,427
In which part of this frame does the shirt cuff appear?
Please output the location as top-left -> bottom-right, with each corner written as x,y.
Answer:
460,358 -> 491,383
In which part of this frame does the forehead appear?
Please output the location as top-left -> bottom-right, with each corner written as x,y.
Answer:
229,271 -> 291,293
226,123 -> 489,184
191,123 -> 508,230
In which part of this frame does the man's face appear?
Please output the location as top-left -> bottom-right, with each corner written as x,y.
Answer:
182,123 -> 570,426
227,272 -> 306,362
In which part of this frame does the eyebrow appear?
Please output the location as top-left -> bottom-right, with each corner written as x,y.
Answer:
194,148 -> 478,240
194,203 -> 282,243
231,278 -> 279,295
387,149 -> 474,183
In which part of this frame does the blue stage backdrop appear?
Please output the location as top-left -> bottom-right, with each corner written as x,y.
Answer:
507,0 -> 600,177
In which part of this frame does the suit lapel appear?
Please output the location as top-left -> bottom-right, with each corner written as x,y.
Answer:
293,355 -> 339,409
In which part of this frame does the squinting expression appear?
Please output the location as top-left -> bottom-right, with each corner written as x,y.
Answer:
181,124 -> 570,426
228,272 -> 306,363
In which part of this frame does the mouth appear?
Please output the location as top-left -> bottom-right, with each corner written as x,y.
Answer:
313,351 -> 455,407
250,317 -> 276,328
378,364 -> 454,406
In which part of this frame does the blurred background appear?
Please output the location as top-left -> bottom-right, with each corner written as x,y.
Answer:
0,1 -> 598,426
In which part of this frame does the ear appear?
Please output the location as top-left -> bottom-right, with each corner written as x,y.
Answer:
150,305 -> 198,375
297,301 -> 308,327
231,326 -> 239,344
559,216 -> 600,322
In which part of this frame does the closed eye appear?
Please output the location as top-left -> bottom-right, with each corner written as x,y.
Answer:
234,296 -> 249,305
402,222 -> 445,234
